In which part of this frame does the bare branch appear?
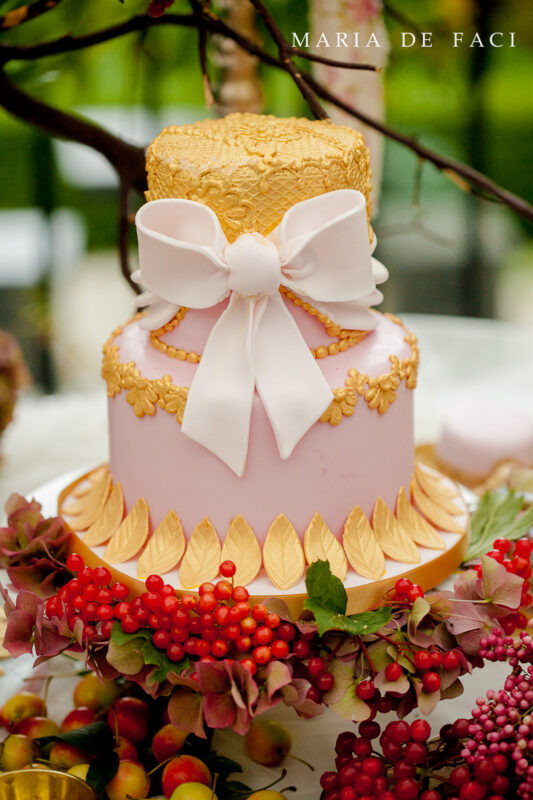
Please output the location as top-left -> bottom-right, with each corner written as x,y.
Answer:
289,48 -> 378,72
0,0 -> 63,30
247,0 -> 328,120
0,71 -> 146,191
118,181 -> 138,293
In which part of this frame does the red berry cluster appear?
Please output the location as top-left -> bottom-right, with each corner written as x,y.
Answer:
120,563 -> 298,674
389,577 -> 425,605
45,553 -> 126,643
481,537 -> 532,635
320,719 -> 437,800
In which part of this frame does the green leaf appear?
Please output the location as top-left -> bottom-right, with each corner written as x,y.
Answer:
110,620 -> 151,646
86,750 -> 119,794
141,638 -> 189,683
106,637 -> 145,675
36,721 -> 114,755
466,490 -> 533,562
303,597 -> 392,637
305,559 -> 347,614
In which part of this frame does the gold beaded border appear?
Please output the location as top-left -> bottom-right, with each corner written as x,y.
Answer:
101,313 -> 418,426
148,288 -> 369,363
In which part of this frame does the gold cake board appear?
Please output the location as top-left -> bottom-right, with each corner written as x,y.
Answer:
59,469 -> 469,617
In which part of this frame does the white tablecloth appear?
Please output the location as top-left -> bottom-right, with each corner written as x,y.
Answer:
0,314 -> 531,797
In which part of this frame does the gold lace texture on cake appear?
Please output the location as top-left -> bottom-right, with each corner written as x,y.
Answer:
102,313 -> 418,428
59,463 -> 466,591
145,113 -> 372,242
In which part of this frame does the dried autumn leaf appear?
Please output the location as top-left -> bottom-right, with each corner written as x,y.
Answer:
396,487 -> 446,550
304,512 -> 347,581
411,479 -> 465,534
103,498 -> 150,563
342,506 -> 385,580
138,510 -> 185,578
373,498 -> 420,563
221,515 -> 261,586
179,518 -> 221,588
263,514 -> 305,590
415,467 -> 462,514
83,482 -> 125,546
62,472 -> 112,531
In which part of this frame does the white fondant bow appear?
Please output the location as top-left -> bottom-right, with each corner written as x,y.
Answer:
134,189 -> 388,476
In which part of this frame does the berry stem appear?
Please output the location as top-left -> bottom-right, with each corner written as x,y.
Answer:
287,753 -> 315,771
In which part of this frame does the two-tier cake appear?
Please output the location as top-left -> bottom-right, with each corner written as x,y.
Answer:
58,113 -> 468,613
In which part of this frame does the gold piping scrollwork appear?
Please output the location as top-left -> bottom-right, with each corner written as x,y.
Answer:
102,313 -> 419,427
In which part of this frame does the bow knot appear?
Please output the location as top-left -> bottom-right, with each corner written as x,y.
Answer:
225,234 -> 281,297
135,190 -> 388,476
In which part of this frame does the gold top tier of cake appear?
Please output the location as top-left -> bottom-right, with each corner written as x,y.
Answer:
145,113 -> 372,242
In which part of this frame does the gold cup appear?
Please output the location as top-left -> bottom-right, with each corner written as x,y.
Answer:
0,769 -> 96,800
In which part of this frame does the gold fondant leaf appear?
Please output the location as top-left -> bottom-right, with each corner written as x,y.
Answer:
304,512 -> 347,580
263,514 -> 305,590
138,510 -> 185,578
103,498 -> 150,564
83,482 -> 125,546
71,466 -> 108,498
415,466 -> 462,514
373,497 -> 420,564
396,487 -> 446,550
414,463 -> 458,498
411,479 -> 466,534
221,515 -> 262,586
342,506 -> 385,580
63,472 -> 112,531
179,518 -> 221,589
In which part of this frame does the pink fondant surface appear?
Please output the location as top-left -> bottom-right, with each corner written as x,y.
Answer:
437,402 -> 533,474
107,309 -> 415,542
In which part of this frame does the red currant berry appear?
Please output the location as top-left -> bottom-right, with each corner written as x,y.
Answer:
493,537 -> 511,554
359,720 -> 380,740
66,553 -> 84,573
45,596 -> 62,618
181,594 -> 197,610
429,650 -> 443,667
152,630 -> 171,649
422,671 -> 441,692
200,612 -> 215,629
277,623 -> 296,642
414,650 -> 433,670
240,658 -> 257,675
72,594 -> 86,612
198,593 -> 217,613
161,595 -> 179,615
442,649 -> 461,670
171,627 -> 188,643
101,620 -> 114,638
385,720 -> 411,745
361,756 -> 383,777
134,607 -> 151,625
292,639 -> 311,659
223,623 -> 241,641
83,583 -> 99,602
265,613 -> 281,629
214,580 -> 233,601
394,577 -> 413,596
254,626 -> 273,645
385,662 -> 403,681
97,604 -> 114,621
97,587 -> 113,605
306,686 -> 320,704
215,606 -> 231,627
240,617 -> 257,635
404,741 -> 428,764
199,582 -> 215,595
515,537 -> 533,558
93,566 -> 112,586
211,640 -> 229,658
111,582 -> 129,601
410,719 -> 431,742
149,614 -> 160,630
271,639 -> 290,659
189,618 -> 202,636
121,615 -> 139,634
184,638 -> 197,655
406,584 -> 424,603
167,643 -> 185,662
78,567 -> 94,585
355,680 -> 375,701
194,639 -> 211,658
308,657 -> 326,678
395,778 -> 420,800
145,574 -> 164,593
316,671 -> 334,692
251,604 -> 268,622
353,738 -> 372,758
232,586 -> 249,603
161,584 -> 175,597
253,645 -> 272,664
219,560 -> 236,578
235,635 -> 252,653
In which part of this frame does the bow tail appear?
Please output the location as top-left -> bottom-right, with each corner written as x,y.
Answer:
254,292 -> 333,460
181,294 -> 256,477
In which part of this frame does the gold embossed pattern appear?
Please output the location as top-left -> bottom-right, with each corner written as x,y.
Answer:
146,113 -> 372,242
60,464 -> 467,590
102,314 -> 418,429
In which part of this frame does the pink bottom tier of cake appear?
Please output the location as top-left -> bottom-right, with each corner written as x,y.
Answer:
106,308 -> 416,542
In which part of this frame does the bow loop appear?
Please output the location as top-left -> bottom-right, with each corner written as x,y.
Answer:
135,189 -> 387,475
